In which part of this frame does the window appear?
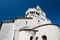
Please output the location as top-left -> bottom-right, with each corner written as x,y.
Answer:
42,35 -> 47,40
26,21 -> 27,25
30,11 -> 35,14
30,36 -> 33,40
30,12 -> 35,13
36,12 -> 39,15
36,37 -> 38,40
38,20 -> 40,22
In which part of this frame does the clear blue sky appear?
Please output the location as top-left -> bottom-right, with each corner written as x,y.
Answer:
0,0 -> 60,28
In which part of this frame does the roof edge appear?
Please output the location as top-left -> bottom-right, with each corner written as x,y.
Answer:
32,24 -> 59,29
19,29 -> 38,32
2,20 -> 14,23
15,16 -> 33,19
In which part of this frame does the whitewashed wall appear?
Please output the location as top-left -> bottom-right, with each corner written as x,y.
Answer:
0,23 -> 14,40
35,25 -> 60,40
14,30 -> 19,40
19,31 -> 35,40
14,16 -> 51,30
14,19 -> 39,29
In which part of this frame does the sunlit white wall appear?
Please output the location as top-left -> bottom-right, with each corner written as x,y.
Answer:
35,25 -> 60,40
0,23 -> 14,40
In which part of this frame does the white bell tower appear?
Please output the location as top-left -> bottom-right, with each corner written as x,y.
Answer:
25,5 -> 51,23
25,5 -> 41,18
25,5 -> 46,18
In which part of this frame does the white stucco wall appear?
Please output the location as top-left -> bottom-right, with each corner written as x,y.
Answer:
14,30 -> 19,40
14,19 -> 32,29
35,25 -> 60,40
0,23 -> 14,40
14,19 -> 39,29
19,31 -> 35,40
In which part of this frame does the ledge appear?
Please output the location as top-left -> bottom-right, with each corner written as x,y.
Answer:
32,24 -> 59,29
15,16 -> 33,19
19,29 -> 38,32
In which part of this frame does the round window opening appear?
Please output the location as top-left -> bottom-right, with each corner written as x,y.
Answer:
42,35 -> 47,40
30,36 -> 33,40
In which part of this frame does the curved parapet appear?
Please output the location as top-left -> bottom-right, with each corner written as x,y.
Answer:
34,24 -> 60,40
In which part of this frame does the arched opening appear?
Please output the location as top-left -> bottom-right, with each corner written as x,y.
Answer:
36,12 -> 39,16
36,37 -> 38,40
30,36 -> 33,40
42,35 -> 47,40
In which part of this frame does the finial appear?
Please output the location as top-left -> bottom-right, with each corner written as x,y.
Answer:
36,5 -> 41,10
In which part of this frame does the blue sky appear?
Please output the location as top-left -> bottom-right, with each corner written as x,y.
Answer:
0,0 -> 60,28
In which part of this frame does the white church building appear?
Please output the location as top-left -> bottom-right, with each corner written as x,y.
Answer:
0,5 -> 60,40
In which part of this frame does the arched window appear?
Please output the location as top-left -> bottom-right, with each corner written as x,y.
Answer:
42,35 -> 47,40
36,12 -> 39,15
36,37 -> 38,40
30,36 -> 33,40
